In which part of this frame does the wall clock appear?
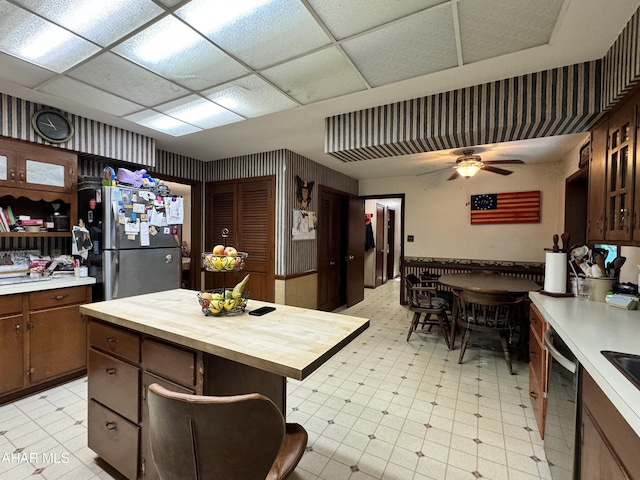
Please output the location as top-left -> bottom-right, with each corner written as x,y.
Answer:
31,109 -> 74,143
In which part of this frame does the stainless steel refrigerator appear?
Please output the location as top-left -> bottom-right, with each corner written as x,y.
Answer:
78,183 -> 181,301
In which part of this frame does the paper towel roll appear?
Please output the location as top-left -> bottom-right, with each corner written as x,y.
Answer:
544,252 -> 567,293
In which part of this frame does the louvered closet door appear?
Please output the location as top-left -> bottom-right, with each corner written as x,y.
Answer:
205,177 -> 275,302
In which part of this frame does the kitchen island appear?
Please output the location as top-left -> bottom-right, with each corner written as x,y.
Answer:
80,288 -> 369,480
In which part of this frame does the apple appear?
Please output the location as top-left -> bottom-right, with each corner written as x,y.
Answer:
212,244 -> 225,255
224,246 -> 237,257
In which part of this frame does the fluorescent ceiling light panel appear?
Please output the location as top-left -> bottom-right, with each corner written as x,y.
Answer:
202,75 -> 298,118
112,16 -> 248,90
0,2 -> 99,72
125,110 -> 201,137
156,95 -> 243,129
11,0 -> 163,47
176,0 -> 330,69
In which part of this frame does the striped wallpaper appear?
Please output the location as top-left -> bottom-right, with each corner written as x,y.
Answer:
602,6 -> 640,109
325,61 -> 601,161
0,94 -> 155,167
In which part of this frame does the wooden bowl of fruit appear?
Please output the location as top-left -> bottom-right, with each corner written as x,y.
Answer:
202,245 -> 248,272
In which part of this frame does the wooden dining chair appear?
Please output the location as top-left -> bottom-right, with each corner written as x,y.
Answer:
455,287 -> 523,374
405,273 -> 452,349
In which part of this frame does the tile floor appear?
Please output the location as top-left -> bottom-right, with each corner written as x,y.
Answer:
0,278 -> 551,480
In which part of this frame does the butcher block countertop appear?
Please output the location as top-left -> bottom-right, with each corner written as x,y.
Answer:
79,288 -> 369,381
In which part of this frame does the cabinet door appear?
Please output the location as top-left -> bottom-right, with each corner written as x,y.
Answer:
0,147 -> 19,188
17,151 -> 76,194
318,190 -> 344,311
580,406 -> 628,480
29,305 -> 86,384
605,101 -> 636,242
0,314 -> 25,395
588,127 -> 607,242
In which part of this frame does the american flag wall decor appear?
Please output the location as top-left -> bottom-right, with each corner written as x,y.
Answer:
470,191 -> 541,225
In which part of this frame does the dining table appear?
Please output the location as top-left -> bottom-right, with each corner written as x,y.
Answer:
436,272 -> 542,359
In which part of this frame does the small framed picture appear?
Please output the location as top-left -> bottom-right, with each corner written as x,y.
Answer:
579,141 -> 590,169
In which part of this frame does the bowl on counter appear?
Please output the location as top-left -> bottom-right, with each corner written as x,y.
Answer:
197,289 -> 249,316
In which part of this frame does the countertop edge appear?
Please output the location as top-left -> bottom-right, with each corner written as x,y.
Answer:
530,291 -> 640,437
0,276 -> 96,295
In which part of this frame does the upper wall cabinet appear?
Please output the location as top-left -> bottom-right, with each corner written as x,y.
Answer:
588,87 -> 640,244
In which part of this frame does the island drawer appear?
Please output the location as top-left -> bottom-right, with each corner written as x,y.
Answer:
529,304 -> 546,343
89,320 -> 140,363
0,294 -> 22,315
142,338 -> 197,388
30,286 -> 87,310
88,399 -> 139,480
88,348 -> 140,423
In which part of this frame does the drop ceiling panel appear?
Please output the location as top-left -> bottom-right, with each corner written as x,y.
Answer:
67,52 -> 189,107
0,52 -> 56,87
342,6 -> 458,87
175,0 -> 331,70
39,77 -> 143,117
458,0 -> 564,64
261,47 -> 368,104
112,16 -> 249,91
11,0 -> 163,47
0,1 -> 100,73
202,75 -> 298,118
156,94 -> 243,129
308,0 -> 448,40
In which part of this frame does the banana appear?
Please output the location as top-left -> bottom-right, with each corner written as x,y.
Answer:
232,274 -> 250,299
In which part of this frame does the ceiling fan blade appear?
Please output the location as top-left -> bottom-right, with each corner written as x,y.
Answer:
482,166 -> 513,175
416,165 -> 454,177
447,171 -> 460,181
482,159 -> 524,165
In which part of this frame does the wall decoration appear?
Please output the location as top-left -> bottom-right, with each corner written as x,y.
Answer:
292,209 -> 316,241
470,191 -> 541,225
295,175 -> 314,210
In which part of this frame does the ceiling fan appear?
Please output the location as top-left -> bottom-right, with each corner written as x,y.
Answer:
418,149 -> 525,180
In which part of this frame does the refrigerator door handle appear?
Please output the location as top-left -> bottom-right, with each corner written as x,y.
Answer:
113,253 -> 119,299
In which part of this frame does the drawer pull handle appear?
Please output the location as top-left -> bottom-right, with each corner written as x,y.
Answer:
530,391 -> 538,399
106,368 -> 118,375
53,295 -> 67,300
105,421 -> 117,431
106,337 -> 119,344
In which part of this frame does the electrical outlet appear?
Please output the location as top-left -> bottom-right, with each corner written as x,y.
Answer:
407,235 -> 414,242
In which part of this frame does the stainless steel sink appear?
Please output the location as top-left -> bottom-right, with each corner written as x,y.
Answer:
602,350 -> 640,390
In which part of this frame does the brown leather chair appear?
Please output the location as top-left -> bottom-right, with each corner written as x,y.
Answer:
147,383 -> 308,480
455,288 -> 523,374
405,273 -> 451,348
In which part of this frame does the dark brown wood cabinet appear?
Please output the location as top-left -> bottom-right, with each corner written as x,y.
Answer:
87,319 -> 203,480
579,368 -> 640,479
0,285 -> 91,404
529,303 -> 548,438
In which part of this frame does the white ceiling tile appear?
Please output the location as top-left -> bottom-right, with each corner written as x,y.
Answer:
155,95 -> 243,129
38,77 -> 142,117
0,51 -> 56,87
308,0 -> 448,40
458,0 -> 564,64
125,109 -> 202,137
11,0 -> 163,47
261,47 -> 367,105
0,2 -> 100,73
342,6 -> 458,87
67,52 -> 188,107
202,75 -> 298,118
112,16 -> 249,91
175,0 -> 330,69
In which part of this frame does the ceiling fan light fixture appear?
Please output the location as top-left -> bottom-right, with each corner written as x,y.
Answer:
456,160 -> 482,178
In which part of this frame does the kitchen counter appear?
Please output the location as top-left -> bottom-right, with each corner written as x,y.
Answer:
80,288 -> 369,381
530,292 -> 640,436
0,275 -> 95,295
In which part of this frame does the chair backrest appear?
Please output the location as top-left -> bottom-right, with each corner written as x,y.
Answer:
457,288 -> 522,329
405,273 -> 446,310
147,383 -> 286,480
